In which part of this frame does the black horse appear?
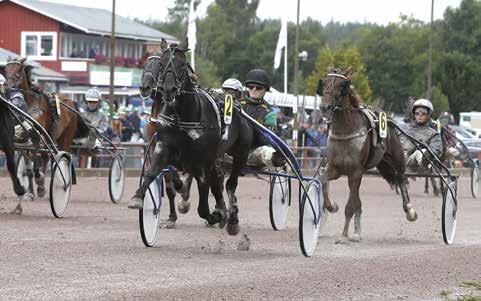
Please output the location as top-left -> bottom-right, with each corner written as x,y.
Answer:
139,51 -> 194,228
131,38 -> 255,234
0,94 -> 28,214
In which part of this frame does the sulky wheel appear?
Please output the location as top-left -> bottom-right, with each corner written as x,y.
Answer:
139,175 -> 162,247
269,175 -> 291,230
299,180 -> 324,257
109,154 -> 125,204
442,177 -> 458,245
49,152 -> 72,218
471,160 -> 480,199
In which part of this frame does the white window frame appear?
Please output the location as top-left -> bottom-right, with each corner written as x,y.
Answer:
21,31 -> 57,61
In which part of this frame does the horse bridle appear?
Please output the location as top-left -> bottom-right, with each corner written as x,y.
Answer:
156,47 -> 190,101
325,73 -> 351,112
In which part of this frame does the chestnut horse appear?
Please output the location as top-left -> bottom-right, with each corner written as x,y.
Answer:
320,67 -> 417,242
4,58 -> 81,200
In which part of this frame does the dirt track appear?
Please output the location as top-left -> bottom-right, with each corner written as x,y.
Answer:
1,175 -> 480,300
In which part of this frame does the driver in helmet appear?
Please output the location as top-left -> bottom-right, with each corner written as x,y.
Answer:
400,98 -> 442,170
240,69 -> 284,168
78,88 -> 108,147
222,78 -> 243,101
0,73 -> 32,142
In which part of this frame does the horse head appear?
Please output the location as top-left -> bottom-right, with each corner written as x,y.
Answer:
140,53 -> 163,100
156,37 -> 191,103
319,67 -> 354,112
4,57 -> 31,90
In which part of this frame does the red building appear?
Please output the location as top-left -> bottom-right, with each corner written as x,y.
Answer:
0,0 -> 176,102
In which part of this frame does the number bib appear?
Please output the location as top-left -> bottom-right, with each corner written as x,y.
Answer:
224,94 -> 233,125
379,111 -> 387,138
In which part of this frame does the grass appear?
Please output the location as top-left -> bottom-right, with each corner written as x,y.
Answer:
440,281 -> 481,301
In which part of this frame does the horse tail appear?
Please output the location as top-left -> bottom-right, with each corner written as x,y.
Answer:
376,125 -> 406,186
75,114 -> 90,138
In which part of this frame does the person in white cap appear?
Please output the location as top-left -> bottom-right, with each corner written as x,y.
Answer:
78,88 -> 108,147
222,78 -> 243,101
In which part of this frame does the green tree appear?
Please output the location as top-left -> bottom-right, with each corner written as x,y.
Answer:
195,58 -> 222,88
306,47 -> 372,103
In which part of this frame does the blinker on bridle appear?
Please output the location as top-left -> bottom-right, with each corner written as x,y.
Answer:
156,47 -> 188,101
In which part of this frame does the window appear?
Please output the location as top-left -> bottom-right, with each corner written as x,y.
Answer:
21,32 -> 57,60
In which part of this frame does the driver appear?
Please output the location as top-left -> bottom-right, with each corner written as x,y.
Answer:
400,99 -> 442,170
222,78 -> 243,101
0,73 -> 32,141
240,69 -> 284,168
77,88 -> 108,147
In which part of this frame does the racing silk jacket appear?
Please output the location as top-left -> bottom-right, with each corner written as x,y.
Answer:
81,109 -> 108,133
399,122 -> 443,159
240,97 -> 277,131
6,88 -> 28,113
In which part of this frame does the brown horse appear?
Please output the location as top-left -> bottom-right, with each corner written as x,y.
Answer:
4,58 -> 79,200
319,67 -> 417,242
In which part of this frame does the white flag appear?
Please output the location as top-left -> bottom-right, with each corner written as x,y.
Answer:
187,0 -> 197,69
274,17 -> 287,70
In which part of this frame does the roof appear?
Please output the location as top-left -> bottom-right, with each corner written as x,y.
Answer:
6,0 -> 178,43
0,47 -> 68,82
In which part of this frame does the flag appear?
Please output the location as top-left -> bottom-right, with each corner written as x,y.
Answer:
274,17 -> 287,70
187,0 -> 197,69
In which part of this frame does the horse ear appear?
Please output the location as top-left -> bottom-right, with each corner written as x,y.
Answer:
19,57 -> 27,64
179,37 -> 189,50
160,38 -> 168,50
345,66 -> 353,78
316,79 -> 323,96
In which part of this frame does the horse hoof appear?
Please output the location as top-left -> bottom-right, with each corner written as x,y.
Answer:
22,193 -> 34,202
37,188 -> 46,198
406,209 -> 418,222
164,220 -> 176,229
326,202 -> 339,213
10,204 -> 23,215
227,223 -> 240,236
178,200 -> 190,214
334,236 -> 350,245
349,234 -> 362,242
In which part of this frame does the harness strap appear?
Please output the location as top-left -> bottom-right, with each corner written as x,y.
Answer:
329,129 -> 370,141
199,88 -> 222,138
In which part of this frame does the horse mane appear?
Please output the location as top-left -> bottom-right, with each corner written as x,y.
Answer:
348,90 -> 361,108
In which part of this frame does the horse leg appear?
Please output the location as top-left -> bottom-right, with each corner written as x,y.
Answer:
164,173 -> 177,229
25,154 -> 35,199
430,177 -> 440,196
346,172 -> 363,242
209,159 -> 227,229
193,169 -> 218,226
424,177 -> 429,194
174,171 -> 191,214
4,146 -> 26,214
33,153 -> 47,198
399,180 -> 418,222
320,164 -> 340,213
129,141 -> 167,208
226,157 -> 245,236
180,174 -> 194,201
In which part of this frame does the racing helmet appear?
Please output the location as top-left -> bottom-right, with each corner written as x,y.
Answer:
412,98 -> 434,116
245,69 -> 271,91
85,88 -> 102,102
439,111 -> 455,126
222,78 -> 243,92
